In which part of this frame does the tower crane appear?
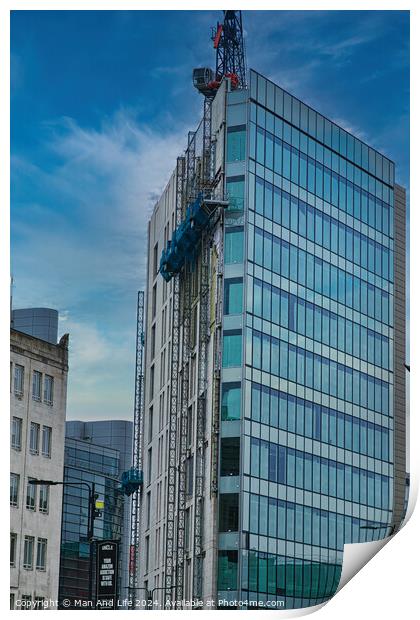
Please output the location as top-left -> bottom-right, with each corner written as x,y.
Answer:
193,10 -> 247,98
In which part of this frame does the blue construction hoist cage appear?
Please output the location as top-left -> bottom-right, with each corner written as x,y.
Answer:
119,467 -> 143,497
159,192 -> 228,282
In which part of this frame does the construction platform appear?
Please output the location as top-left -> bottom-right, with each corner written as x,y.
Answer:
159,192 -> 228,282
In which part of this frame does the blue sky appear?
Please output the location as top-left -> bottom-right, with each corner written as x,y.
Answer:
10,10 -> 409,420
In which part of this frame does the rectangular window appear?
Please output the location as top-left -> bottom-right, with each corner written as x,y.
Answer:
152,283 -> 157,319
32,371 -> 42,401
147,448 -> 152,485
39,484 -> 49,514
23,536 -> 34,570
146,492 -> 151,529
218,550 -> 238,590
282,143 -> 291,179
225,227 -> 244,264
14,364 -> 24,396
220,437 -> 240,476
21,595 -> 32,608
26,479 -> 36,511
227,176 -> 245,211
222,330 -> 242,368
186,455 -> 194,496
227,125 -> 246,162
10,473 -> 19,507
41,426 -> 52,457
224,278 -> 243,315
10,533 -> 17,567
219,494 -> 239,532
149,364 -> 155,400
153,242 -> 159,275
148,406 -> 154,444
151,324 -> 156,359
221,382 -> 241,421
36,538 -> 47,570
266,133 -> 274,170
29,422 -> 40,454
11,417 -> 22,450
43,374 -> 54,405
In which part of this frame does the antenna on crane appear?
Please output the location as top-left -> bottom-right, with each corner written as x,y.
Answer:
193,10 -> 247,98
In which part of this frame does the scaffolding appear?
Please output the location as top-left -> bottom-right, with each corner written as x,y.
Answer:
210,236 -> 224,497
192,94 -> 213,603
161,93 -> 228,606
164,156 -> 185,604
175,130 -> 195,604
127,291 -> 145,605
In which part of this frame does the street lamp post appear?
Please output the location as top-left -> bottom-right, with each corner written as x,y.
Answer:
29,479 -> 99,606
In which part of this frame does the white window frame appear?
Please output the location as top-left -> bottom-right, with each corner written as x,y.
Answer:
21,595 -> 31,608
29,422 -> 40,455
43,375 -> 54,406
10,533 -> 17,567
41,426 -> 52,458
39,484 -> 49,514
10,473 -> 19,507
32,370 -> 42,402
36,538 -> 47,571
23,536 -> 34,570
11,417 -> 22,450
14,364 -> 24,397
26,479 -> 36,511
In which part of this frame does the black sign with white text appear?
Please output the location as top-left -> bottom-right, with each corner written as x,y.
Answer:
96,541 -> 119,608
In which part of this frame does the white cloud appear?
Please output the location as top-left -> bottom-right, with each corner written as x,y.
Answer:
12,109 -> 190,418
12,110 -> 188,300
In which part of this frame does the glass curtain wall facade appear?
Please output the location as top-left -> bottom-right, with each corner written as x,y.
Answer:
58,438 -> 124,607
218,70 -> 398,609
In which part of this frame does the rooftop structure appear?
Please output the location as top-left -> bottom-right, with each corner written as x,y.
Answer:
11,308 -> 59,345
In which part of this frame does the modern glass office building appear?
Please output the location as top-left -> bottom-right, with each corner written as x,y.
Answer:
65,420 -> 133,605
142,68 -> 406,609
58,435 -> 124,607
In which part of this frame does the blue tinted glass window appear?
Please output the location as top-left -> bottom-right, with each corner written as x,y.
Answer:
227,125 -> 246,162
222,331 -> 242,368
224,278 -> 243,315
225,227 -> 244,264
227,176 -> 245,211
222,383 -> 241,421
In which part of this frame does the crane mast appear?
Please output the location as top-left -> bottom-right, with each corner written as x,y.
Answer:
123,10 -> 247,609
193,10 -> 247,98
120,291 -> 145,606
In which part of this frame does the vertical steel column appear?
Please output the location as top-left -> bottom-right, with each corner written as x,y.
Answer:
210,233 -> 224,497
128,291 -> 145,606
202,97 -> 212,188
192,97 -> 213,603
164,156 -> 185,604
192,235 -> 210,602
175,131 -> 196,604
175,264 -> 192,603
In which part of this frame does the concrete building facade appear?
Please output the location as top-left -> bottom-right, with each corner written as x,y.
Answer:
10,327 -> 69,610
139,69 -> 407,609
